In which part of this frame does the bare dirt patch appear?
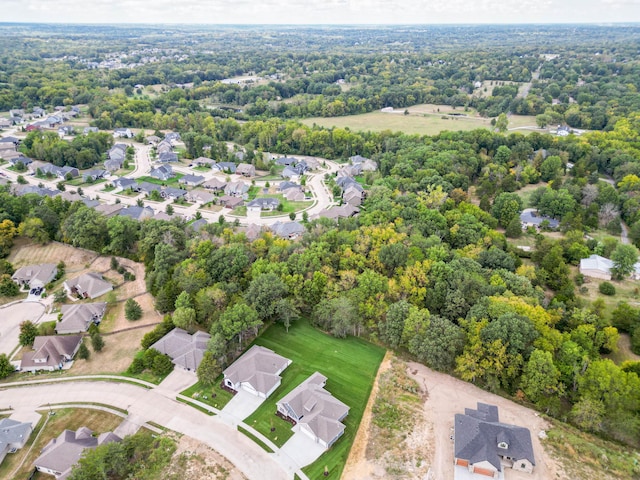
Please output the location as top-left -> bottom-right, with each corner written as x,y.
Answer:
161,434 -> 247,480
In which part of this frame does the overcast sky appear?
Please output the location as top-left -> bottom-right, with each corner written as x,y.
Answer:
0,0 -> 638,24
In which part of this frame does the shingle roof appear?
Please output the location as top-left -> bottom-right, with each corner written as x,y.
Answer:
150,328 -> 210,370
519,208 -> 560,228
21,335 -> 82,371
270,221 -> 305,238
11,263 -> 57,287
0,418 -> 32,453
64,272 -> 112,299
223,345 -> 291,396
57,303 -> 107,333
579,254 -> 613,274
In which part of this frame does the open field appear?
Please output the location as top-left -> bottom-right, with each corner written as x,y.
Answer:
243,319 -> 385,480
8,239 -> 97,274
0,408 -> 123,480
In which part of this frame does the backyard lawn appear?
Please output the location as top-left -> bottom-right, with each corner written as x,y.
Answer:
244,319 -> 386,480
136,173 -> 183,186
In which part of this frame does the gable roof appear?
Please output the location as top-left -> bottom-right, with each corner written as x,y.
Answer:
21,335 -> 83,371
454,402 -> 535,472
236,163 -> 255,175
580,254 -> 613,274
119,206 -> 155,221
57,303 -> 107,333
11,263 -> 57,287
247,197 -> 280,209
519,208 -> 560,228
150,328 -> 210,370
179,174 -> 205,185
63,272 -> 112,299
223,345 -> 291,396
0,418 -> 32,453
270,221 -> 305,238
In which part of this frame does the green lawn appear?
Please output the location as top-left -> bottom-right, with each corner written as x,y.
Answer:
137,173 -> 184,186
252,194 -> 313,216
244,319 -> 386,480
181,378 -> 235,410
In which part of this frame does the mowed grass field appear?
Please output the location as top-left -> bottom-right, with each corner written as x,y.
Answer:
300,108 -> 539,136
244,319 -> 386,480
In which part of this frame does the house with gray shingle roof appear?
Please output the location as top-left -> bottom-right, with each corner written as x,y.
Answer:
20,335 -> 83,372
161,187 -> 187,200
276,372 -> 349,449
213,162 -> 237,174
186,189 -> 215,204
150,328 -> 210,371
0,419 -> 32,466
269,221 -> 305,239
454,403 -> 535,477
519,208 -> 559,231
247,197 -> 280,213
223,345 -> 291,398
34,427 -> 121,479
12,263 -> 57,289
56,303 -> 107,334
178,174 -> 205,187
236,163 -> 256,177
118,206 -> 155,221
63,272 -> 112,299
112,177 -> 137,192
150,165 -> 174,181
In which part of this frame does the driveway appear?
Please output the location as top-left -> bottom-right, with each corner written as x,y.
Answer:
157,368 -> 197,394
0,301 -> 45,357
221,389 -> 265,420
279,424 -> 326,468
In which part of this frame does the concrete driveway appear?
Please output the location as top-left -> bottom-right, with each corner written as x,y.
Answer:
157,368 -> 197,394
222,389 -> 266,420
279,424 -> 326,468
0,301 -> 45,357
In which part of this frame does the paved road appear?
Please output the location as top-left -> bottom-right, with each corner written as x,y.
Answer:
0,301 -> 45,358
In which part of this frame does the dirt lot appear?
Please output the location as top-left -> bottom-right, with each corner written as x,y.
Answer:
162,434 -> 247,480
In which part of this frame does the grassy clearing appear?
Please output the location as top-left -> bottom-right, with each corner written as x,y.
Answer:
605,333 -> 640,365
0,408 -> 123,480
544,417 -> 640,479
573,265 -> 640,314
244,319 -> 385,480
514,181 -> 547,207
137,173 -> 184,186
180,379 -> 235,411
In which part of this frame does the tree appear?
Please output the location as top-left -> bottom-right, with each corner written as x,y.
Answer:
505,215 -> 522,238
611,244 -> 639,280
0,354 -> 13,379
78,342 -> 90,360
91,331 -> 104,352
378,242 -> 409,275
273,297 -> 300,333
0,275 -> 19,296
106,216 -> 139,255
313,296 -> 357,338
244,272 -> 288,320
152,354 -> 174,376
19,320 -> 38,346
18,217 -> 49,244
495,113 -> 508,133
172,307 -> 197,332
380,300 -> 411,349
61,207 -> 108,252
197,350 -> 220,387
540,155 -> 563,182
125,299 -> 143,321
520,349 -> 562,404
0,219 -> 17,258
219,302 -> 262,345
536,113 -> 552,128
491,192 -> 523,228
408,315 -> 464,371
166,204 -> 174,216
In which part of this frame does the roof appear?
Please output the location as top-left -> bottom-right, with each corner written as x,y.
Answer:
215,162 -> 237,173
162,187 -> 187,198
270,221 -> 305,238
119,206 -> 155,221
34,427 -> 121,479
277,372 -> 349,445
236,163 -> 255,175
519,209 -> 560,228
202,178 -> 227,190
580,254 -> 613,274
247,198 -> 280,209
0,418 -> 32,452
223,345 -> 291,396
179,174 -> 205,185
113,177 -> 137,188
11,263 -> 57,286
57,303 -> 107,333
313,205 -> 360,221
21,335 -> 83,370
150,328 -> 211,370
64,272 -> 112,299
454,403 -> 535,472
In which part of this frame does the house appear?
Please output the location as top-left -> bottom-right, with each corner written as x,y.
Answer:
150,328 -> 211,371
164,132 -> 181,144
202,178 -> 227,191
282,165 -> 306,180
178,174 -> 205,187
224,181 -> 249,197
556,125 -> 571,137
113,128 -> 133,138
454,403 -> 535,478
275,156 -> 296,166
57,126 -> 74,138
160,187 -> 187,200
83,127 -> 99,135
579,254 -> 614,280
137,182 -> 161,195
343,187 -> 364,207
20,335 -> 83,372
276,372 -> 349,449
111,177 -> 137,192
30,107 -> 45,117
234,151 -> 245,161
95,203 -> 125,218
156,140 -> 173,154
269,221 -> 305,239
14,185 -> 58,197
219,195 -> 244,209
0,136 -> 20,146
236,163 -> 256,177
10,156 -> 33,167
119,206 -> 155,221
349,154 -> 377,172
57,166 -> 79,179
158,151 -> 178,163
213,162 -> 237,174
278,181 -> 300,192
150,165 -> 174,181
56,303 -> 107,334
186,189 -> 215,204
36,164 -> 78,180
34,427 -> 121,479
108,144 -> 127,161
0,419 -> 32,465
10,109 -> 25,118
247,197 -> 280,213
222,345 -> 291,398
283,188 -> 306,202
189,218 -> 208,232
519,208 -> 560,230
63,273 -> 112,299
145,135 -> 161,145
83,169 -> 107,182
192,157 -> 215,167
312,205 -> 360,221
104,158 -> 123,172
12,263 -> 57,289
0,118 -> 11,129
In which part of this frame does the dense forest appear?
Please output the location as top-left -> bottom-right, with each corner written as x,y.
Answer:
1,23 -> 640,454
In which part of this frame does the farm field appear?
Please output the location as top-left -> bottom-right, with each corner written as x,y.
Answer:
243,319 -> 385,480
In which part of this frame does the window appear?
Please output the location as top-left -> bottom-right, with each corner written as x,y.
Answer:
521,463 -> 526,469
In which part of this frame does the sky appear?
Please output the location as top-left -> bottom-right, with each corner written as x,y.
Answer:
0,0 -> 638,25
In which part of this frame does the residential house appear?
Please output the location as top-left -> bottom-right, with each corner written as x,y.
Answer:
454,403 -> 535,478
82,169 -> 107,182
189,218 -> 208,232
213,162 -> 237,174
277,181 -> 300,192
9,109 -> 25,118
202,178 -> 227,191
56,303 -> 107,335
14,185 -> 58,197
219,195 -> 244,209
283,188 -> 305,202
222,345 -> 291,398
63,273 -> 113,299
192,157 -> 215,168
579,254 -> 614,280
34,427 -> 121,479
119,206 -> 155,221
111,177 -> 137,192
36,164 -> 79,180
178,174 -> 205,187
156,140 -> 173,154
269,221 -> 305,239
236,223 -> 263,242
104,158 -> 123,172
311,205 -> 360,221
11,263 -> 57,289
282,164 -> 306,181
161,187 -> 187,200
275,156 -> 296,166
150,165 -> 174,182
247,198 -> 280,213
276,372 -> 349,449
94,203 -> 125,218
349,154 -> 377,171
519,208 -> 560,230
0,419 -> 32,465
0,118 -> 11,129
20,335 -> 83,372
236,163 -> 256,177
224,181 -> 249,197
158,151 -> 178,163
186,189 -> 215,204
57,126 -> 74,138
150,328 -> 211,371
164,132 -> 181,144
137,182 -> 161,195
113,128 -> 133,138
145,135 -> 161,145
83,127 -> 99,135
337,165 -> 361,177
343,186 -> 364,207
9,156 -> 33,168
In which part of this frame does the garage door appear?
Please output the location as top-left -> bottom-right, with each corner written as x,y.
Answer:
455,459 -> 469,467
472,467 -> 495,477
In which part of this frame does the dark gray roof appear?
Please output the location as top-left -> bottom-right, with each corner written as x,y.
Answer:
150,328 -> 210,370
0,418 -> 32,451
247,198 -> 280,209
519,209 -> 560,228
454,403 -> 535,472
270,221 -> 305,238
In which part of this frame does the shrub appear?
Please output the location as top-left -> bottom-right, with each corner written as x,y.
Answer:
91,331 -> 104,352
599,282 -> 616,296
152,354 -> 174,376
125,298 -> 143,321
110,257 -> 119,270
77,342 -> 90,360
127,356 -> 145,374
574,273 -> 585,286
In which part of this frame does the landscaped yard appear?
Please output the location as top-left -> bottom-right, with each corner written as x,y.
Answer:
244,319 -> 386,480
250,193 -> 313,217
180,377 -> 235,410
136,173 -> 184,186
